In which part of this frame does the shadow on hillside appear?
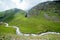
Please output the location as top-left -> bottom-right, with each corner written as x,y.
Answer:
0,14 -> 15,23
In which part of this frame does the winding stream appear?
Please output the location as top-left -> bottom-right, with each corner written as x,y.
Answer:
1,22 -> 60,36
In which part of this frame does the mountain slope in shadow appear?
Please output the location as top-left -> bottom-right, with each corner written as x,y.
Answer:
0,8 -> 25,22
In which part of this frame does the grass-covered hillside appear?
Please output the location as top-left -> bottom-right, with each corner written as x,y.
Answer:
0,24 -> 15,34
0,33 -> 60,40
0,1 -> 60,40
0,1 -> 60,34
28,1 -> 60,33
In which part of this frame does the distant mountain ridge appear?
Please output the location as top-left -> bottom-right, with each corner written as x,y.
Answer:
28,1 -> 60,16
0,8 -> 25,21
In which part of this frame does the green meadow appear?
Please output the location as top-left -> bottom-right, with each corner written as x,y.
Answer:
0,24 -> 16,34
2,10 -> 60,34
0,1 -> 60,40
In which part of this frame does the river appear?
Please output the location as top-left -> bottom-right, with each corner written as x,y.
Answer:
0,22 -> 60,36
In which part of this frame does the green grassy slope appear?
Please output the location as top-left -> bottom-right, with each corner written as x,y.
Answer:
0,33 -> 60,40
0,1 -> 60,34
0,24 -> 16,34
0,1 -> 60,40
7,11 -> 60,34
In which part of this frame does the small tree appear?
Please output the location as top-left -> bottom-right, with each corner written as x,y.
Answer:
25,13 -> 27,17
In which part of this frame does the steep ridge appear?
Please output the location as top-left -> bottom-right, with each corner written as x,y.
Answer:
28,1 -> 60,19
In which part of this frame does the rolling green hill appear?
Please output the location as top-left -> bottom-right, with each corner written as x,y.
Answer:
0,24 -> 15,34
0,1 -> 60,40
0,1 -> 60,34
